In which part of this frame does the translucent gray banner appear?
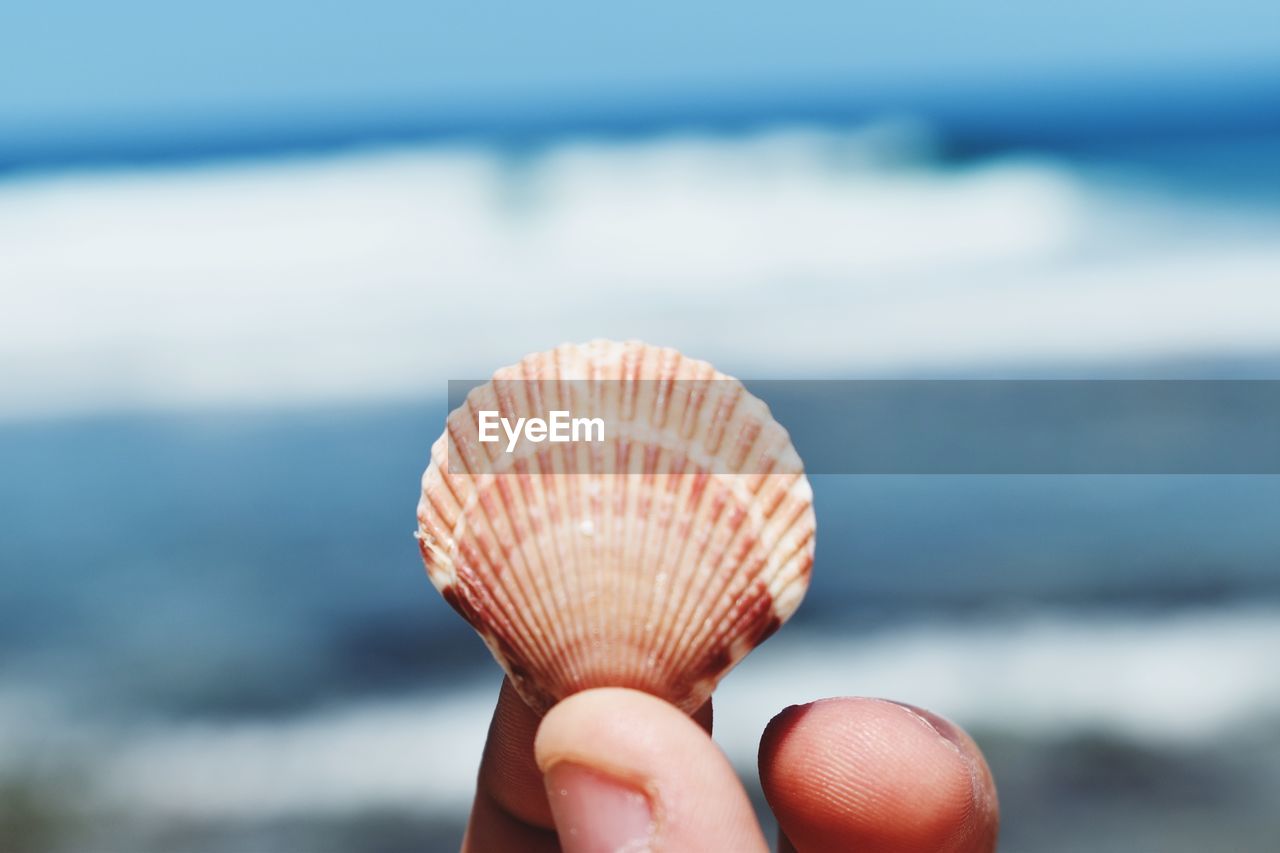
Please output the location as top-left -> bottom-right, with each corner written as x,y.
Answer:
445,380 -> 1280,474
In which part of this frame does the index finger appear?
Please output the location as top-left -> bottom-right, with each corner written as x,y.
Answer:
462,678 -> 556,852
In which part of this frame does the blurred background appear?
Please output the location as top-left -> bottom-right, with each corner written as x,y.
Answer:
3,2 -> 1280,851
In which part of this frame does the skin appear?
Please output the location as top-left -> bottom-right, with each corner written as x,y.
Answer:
463,678 -> 999,852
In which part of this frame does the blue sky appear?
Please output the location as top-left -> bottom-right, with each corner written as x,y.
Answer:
3,1 -> 1279,163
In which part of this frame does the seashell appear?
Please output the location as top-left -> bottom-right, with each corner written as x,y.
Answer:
416,340 -> 815,715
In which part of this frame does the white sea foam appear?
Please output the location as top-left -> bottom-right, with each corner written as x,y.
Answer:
3,125 -> 1279,420
78,605 -> 1280,820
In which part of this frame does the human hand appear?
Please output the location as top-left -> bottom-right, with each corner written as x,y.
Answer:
462,679 -> 999,852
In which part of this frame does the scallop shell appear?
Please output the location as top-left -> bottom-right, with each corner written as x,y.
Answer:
416,340 -> 815,714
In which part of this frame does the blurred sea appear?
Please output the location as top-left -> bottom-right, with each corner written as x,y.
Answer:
3,118 -> 1280,851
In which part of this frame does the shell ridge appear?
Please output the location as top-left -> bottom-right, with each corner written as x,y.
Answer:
636,462 -> 694,684
673,470 -> 803,678
421,438 -> 470,585
638,372 -> 742,672
523,358 -> 585,697
635,445 -> 676,686
636,347 -> 687,690
515,358 -> 580,693
479,470 -> 567,692
459,388 -> 566,698
458,393 -> 567,686
617,345 -> 671,691
555,350 -> 615,697
759,506 -> 817,618
513,466 -> 575,695
638,372 -> 724,682
617,426 -> 646,688
645,473 -> 735,679
598,343 -> 637,692
665,482 -> 763,680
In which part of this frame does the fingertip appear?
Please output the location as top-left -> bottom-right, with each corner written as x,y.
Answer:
535,688 -> 767,853
759,697 -> 998,853
891,701 -> 999,835
533,687 -> 686,774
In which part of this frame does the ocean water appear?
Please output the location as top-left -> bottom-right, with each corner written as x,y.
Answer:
3,123 -> 1280,851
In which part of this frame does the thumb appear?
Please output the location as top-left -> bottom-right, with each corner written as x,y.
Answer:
534,688 -> 767,853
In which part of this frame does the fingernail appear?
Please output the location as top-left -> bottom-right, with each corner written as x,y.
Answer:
888,701 -> 967,751
890,701 -> 996,813
544,761 -> 655,853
